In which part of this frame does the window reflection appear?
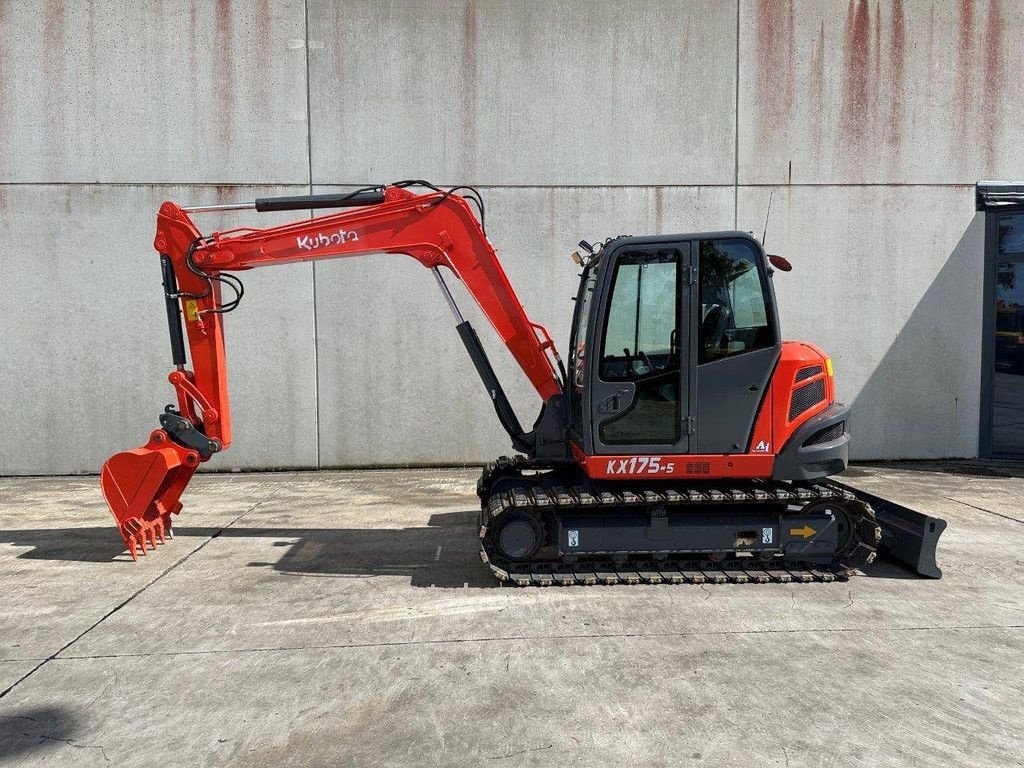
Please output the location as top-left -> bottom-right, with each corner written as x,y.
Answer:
598,249 -> 681,445
999,213 -> 1024,256
699,240 -> 775,364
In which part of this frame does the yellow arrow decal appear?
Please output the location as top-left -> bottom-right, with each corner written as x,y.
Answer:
789,525 -> 817,539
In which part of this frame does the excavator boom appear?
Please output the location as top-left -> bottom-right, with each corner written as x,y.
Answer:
102,183 -> 563,558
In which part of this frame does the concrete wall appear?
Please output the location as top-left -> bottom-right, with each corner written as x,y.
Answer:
0,0 -> 1019,473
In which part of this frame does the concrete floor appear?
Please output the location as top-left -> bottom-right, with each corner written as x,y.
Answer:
0,464 -> 1021,767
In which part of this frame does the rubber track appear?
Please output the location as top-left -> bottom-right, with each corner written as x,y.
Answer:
477,456 -> 880,587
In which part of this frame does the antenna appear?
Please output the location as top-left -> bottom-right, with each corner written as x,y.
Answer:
761,189 -> 775,247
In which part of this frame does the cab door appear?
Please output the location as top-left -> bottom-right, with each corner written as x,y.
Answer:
588,242 -> 691,455
695,237 -> 781,453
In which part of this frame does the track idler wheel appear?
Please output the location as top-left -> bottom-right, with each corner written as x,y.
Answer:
493,511 -> 544,562
833,498 -> 881,570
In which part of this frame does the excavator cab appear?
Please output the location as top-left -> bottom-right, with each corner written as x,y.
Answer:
568,233 -> 783,461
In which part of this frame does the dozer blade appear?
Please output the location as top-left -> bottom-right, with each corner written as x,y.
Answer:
829,481 -> 946,578
100,430 -> 200,560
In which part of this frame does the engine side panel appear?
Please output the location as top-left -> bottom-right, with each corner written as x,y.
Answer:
769,341 -> 835,449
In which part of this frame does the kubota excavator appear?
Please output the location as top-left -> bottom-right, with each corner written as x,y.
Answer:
101,181 -> 945,585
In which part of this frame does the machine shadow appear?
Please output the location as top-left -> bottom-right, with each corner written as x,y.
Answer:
1,509 -> 922,584
0,706 -> 83,761
0,526 -> 129,562
858,558 -> 922,579
220,510 -> 498,589
0,511 -> 498,589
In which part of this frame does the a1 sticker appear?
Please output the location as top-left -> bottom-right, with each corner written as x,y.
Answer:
762,527 -> 773,544
567,530 -> 579,548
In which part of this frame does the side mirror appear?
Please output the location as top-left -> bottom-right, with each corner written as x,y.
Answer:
768,254 -> 792,272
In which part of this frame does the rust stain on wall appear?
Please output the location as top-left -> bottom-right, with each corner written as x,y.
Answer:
214,185 -> 238,204
925,3 -> 935,74
0,2 -> 9,134
808,21 -> 826,153
460,0 -> 478,180
953,0 -> 974,149
754,0 -> 796,153
328,1 -> 347,167
42,2 -> 64,97
872,1 -> 881,117
43,0 -> 66,168
188,2 -> 199,113
214,0 -> 235,146
840,0 -> 871,144
84,0 -> 97,87
981,0 -> 1003,167
887,0 -> 906,145
254,0 -> 272,116
950,0 -> 1006,173
546,189 -> 556,240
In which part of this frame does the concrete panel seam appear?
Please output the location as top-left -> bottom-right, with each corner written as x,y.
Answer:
303,182 -> 980,190
0,182 -> 980,191
303,0 -> 321,470
0,488 -> 284,700
734,0 -> 741,229
944,497 -> 1024,526
43,624 -> 1024,661
736,183 -> 976,189
0,182 -> 311,189
314,182 -> 741,190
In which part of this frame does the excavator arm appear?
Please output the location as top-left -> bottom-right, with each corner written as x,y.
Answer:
101,183 -> 565,559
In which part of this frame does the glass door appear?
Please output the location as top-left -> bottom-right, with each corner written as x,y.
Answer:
991,213 -> 1024,456
591,245 -> 689,454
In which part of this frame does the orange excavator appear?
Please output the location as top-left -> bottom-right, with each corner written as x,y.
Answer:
101,182 -> 945,584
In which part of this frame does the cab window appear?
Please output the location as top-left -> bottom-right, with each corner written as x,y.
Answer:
699,239 -> 775,363
600,249 -> 679,381
598,248 -> 681,445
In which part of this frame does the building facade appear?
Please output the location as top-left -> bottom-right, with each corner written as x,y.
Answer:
1,0 -> 1021,474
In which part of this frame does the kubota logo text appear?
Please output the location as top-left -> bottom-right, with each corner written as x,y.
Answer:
296,228 -> 359,251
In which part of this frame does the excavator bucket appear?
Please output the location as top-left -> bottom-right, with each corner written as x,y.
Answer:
100,431 -> 199,560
